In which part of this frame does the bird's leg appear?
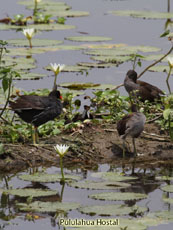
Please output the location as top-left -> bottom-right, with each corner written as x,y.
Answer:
34,126 -> 39,144
131,138 -> 137,174
32,126 -> 39,145
132,138 -> 137,157
122,139 -> 126,159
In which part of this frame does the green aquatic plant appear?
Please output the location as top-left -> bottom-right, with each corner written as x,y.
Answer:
34,13 -> 52,24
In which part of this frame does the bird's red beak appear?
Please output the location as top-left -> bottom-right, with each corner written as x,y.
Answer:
60,95 -> 63,100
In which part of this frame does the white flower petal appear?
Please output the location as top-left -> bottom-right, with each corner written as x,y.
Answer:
23,28 -> 35,39
167,56 -> 173,67
54,144 -> 69,156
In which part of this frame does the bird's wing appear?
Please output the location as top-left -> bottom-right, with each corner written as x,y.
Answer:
138,80 -> 164,95
31,103 -> 62,126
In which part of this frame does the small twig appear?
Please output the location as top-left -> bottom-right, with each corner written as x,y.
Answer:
142,131 -> 170,141
146,114 -> 163,123
138,45 -> 173,79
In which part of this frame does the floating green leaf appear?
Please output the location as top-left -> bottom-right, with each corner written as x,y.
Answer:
46,65 -> 90,72
0,188 -> 57,197
77,62 -> 117,68
7,47 -> 60,56
136,216 -> 167,227
89,192 -> 147,201
17,201 -> 80,213
150,211 -> 173,221
60,82 -> 100,90
84,48 -> 133,56
91,55 -> 131,63
163,197 -> 173,204
45,10 -> 90,17
16,72 -> 46,80
149,65 -> 173,74
143,54 -> 173,62
91,172 -> 138,182
0,23 -> 75,31
69,180 -> 131,190
19,173 -> 81,183
7,39 -> 63,47
79,204 -> 147,216
65,36 -> 112,42
110,10 -> 173,19
161,185 -> 173,193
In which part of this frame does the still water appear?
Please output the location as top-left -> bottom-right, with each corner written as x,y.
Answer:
0,0 -> 173,229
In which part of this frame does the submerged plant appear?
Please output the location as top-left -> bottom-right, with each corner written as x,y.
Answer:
22,28 -> 35,48
49,63 -> 65,89
54,144 -> 69,183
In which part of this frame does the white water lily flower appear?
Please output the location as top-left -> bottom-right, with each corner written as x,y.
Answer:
23,28 -> 35,40
54,144 -> 69,157
50,63 -> 65,76
167,56 -> 173,68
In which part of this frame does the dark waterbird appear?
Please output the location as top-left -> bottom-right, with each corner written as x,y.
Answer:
124,70 -> 164,102
117,105 -> 146,158
9,89 -> 62,144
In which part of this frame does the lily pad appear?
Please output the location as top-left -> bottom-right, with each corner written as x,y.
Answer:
17,201 -> 80,213
79,204 -> 147,216
91,55 -> 131,63
65,36 -> 112,42
111,10 -> 173,19
143,54 -> 173,62
18,173 -> 81,183
60,82 -> 100,90
136,216 -> 167,227
7,47 -> 59,56
0,188 -> 57,197
45,10 -> 90,18
91,172 -> 138,182
18,0 -> 67,7
84,48 -> 133,56
149,65 -> 173,74
77,62 -> 117,68
46,65 -> 90,72
0,23 -> 75,31
16,72 -> 46,80
161,185 -> 173,193
89,192 -> 147,201
150,210 -> 173,221
68,180 -> 131,190
7,39 -> 63,47
163,197 -> 173,204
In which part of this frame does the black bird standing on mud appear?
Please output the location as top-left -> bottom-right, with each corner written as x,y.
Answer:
9,89 -> 62,144
117,105 -> 146,158
124,70 -> 164,102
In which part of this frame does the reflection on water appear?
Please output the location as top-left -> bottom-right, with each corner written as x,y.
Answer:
0,163 -> 173,230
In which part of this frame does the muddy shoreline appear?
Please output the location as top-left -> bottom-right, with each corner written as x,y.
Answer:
1,123 -> 173,174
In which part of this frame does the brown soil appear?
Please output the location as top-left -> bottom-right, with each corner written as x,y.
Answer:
1,122 -> 173,173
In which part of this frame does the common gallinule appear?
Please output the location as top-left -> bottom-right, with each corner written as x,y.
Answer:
117,104 -> 146,157
124,70 -> 164,102
9,89 -> 62,144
